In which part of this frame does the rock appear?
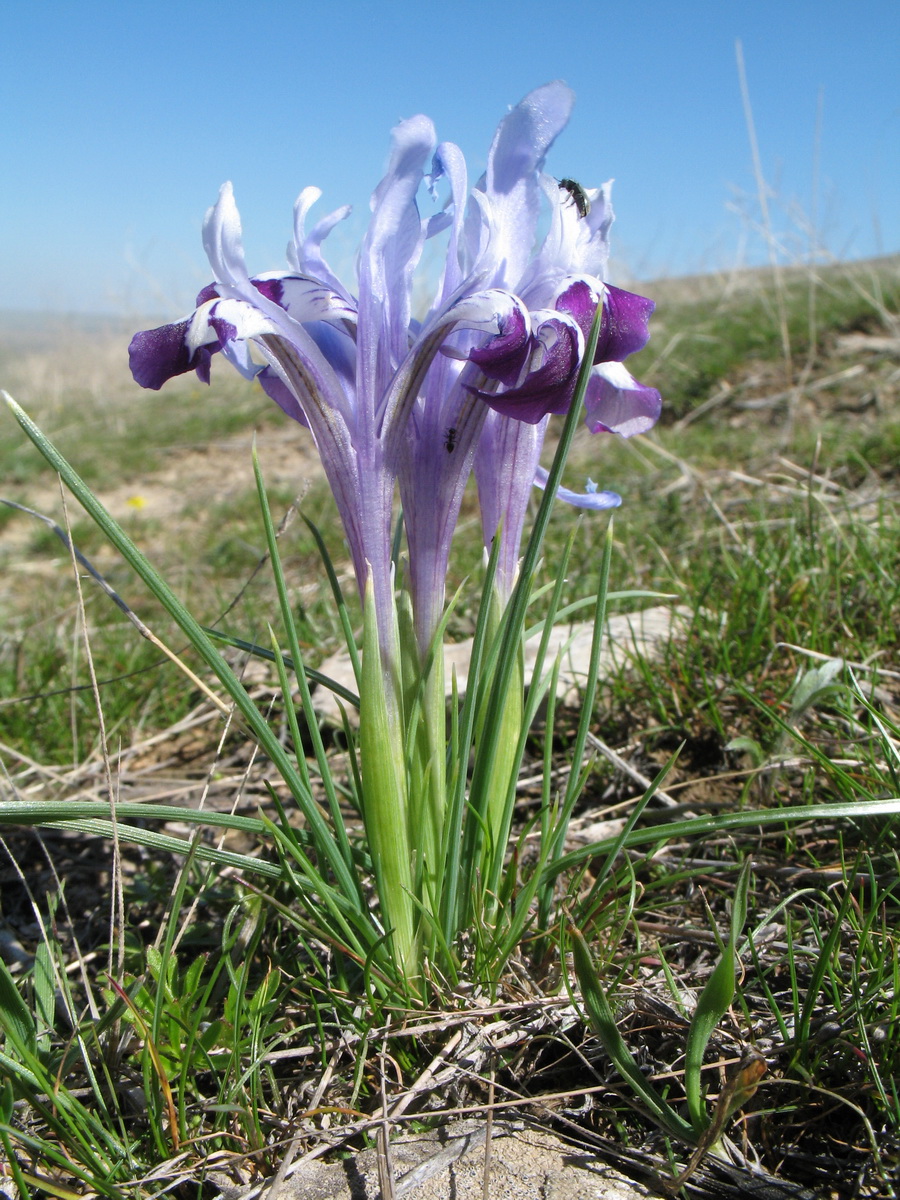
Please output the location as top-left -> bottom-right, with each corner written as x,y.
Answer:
215,1121 -> 652,1200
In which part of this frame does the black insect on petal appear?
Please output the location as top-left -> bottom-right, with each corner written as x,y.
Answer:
558,178 -> 591,219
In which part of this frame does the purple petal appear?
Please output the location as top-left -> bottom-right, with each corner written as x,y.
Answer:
555,280 -> 654,363
258,366 -> 309,426
555,278 -> 601,339
597,285 -> 655,362
252,277 -> 284,306
469,313 -> 581,424
196,282 -> 219,306
467,303 -> 529,386
208,313 -> 238,351
584,364 -> 662,437
128,320 -> 214,390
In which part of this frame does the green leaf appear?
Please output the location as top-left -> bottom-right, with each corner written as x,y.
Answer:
788,657 -> 845,722
0,956 -> 36,1060
569,923 -> 696,1144
724,735 -> 766,767
33,941 -> 56,1052
684,859 -> 752,1133
0,1077 -> 14,1122
543,798 -> 900,884
203,628 -> 360,708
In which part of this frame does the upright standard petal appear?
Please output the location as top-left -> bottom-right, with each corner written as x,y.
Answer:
357,114 -> 436,415
202,183 -> 252,294
480,81 -> 575,288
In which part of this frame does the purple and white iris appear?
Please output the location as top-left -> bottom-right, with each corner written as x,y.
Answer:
129,82 -> 660,657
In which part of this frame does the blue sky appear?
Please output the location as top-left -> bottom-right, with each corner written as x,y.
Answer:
1,1 -> 897,314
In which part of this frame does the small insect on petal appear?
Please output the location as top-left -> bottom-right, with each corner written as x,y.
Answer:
443,426 -> 458,453
558,178 -> 591,219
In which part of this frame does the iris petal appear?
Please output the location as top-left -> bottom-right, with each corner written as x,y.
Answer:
468,311 -> 582,423
533,467 -> 622,510
596,285 -> 656,362
128,319 -> 208,390
584,363 -> 662,437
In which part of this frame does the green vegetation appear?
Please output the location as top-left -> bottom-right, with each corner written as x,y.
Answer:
629,255 -> 900,418
0,256 -> 898,1198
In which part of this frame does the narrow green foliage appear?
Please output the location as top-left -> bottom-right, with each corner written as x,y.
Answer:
3,391 -> 359,902
203,628 -> 360,709
440,531 -> 502,945
568,921 -> 696,1144
683,859 -> 751,1133
0,956 -> 37,1060
253,446 -> 357,880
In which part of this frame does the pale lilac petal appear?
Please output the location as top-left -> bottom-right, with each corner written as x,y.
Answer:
426,140 -> 469,305
202,182 -> 251,292
551,180 -> 615,281
584,363 -> 662,436
289,186 -> 322,258
481,82 -> 575,287
357,114 -> 436,400
475,412 -> 547,595
533,466 -> 621,509
257,366 -> 309,426
576,181 -> 615,278
289,186 -> 354,298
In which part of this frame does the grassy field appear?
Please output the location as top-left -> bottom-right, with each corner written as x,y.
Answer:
0,255 -> 899,1198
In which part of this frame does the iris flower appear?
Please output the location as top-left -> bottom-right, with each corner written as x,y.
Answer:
129,81 -> 660,657
128,83 -> 662,978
